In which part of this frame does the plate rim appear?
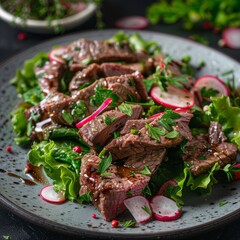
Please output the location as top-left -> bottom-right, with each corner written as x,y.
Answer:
0,29 -> 240,239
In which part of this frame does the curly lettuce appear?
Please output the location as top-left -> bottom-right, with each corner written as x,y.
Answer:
205,96 -> 240,150
28,140 -> 89,201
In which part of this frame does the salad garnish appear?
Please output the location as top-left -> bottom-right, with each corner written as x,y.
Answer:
10,32 -> 240,226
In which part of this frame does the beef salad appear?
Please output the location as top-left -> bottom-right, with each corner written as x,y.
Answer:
10,32 -> 240,225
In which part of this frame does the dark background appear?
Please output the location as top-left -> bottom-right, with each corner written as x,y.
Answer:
0,0 -> 240,239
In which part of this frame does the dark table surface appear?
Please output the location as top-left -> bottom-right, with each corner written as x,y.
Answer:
0,1 -> 240,239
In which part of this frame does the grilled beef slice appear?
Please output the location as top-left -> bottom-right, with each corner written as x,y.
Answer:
182,122 -> 237,176
69,63 -> 102,93
62,38 -> 136,71
79,105 -> 143,149
106,112 -> 193,160
208,121 -> 227,146
34,61 -> 63,95
30,73 -> 145,127
80,149 -> 166,221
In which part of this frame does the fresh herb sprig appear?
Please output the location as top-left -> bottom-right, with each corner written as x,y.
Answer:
146,0 -> 240,31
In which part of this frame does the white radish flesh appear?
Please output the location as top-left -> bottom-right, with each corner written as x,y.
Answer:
194,75 -> 230,97
115,16 -> 148,30
150,195 -> 181,221
151,85 -> 194,109
124,195 -> 152,223
40,185 -> 66,204
49,47 -> 66,65
222,27 -> 240,49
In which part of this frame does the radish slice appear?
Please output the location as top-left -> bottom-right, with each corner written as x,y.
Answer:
158,180 -> 178,196
232,163 -> 240,181
150,195 -> 181,221
124,196 -> 152,223
151,85 -> 194,109
76,98 -> 112,128
49,47 -> 66,65
40,185 -> 66,204
194,75 -> 230,97
148,108 -> 188,119
115,16 -> 149,30
222,27 -> 240,49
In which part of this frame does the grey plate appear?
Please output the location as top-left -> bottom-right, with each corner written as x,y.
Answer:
0,30 -> 240,239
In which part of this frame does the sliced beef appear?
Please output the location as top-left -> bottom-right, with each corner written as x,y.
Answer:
106,112 -> 193,160
69,63 -> 102,93
187,142 -> 237,176
120,118 -> 154,135
34,61 -> 63,95
208,121 -> 227,146
101,63 -> 136,76
124,149 -> 166,173
182,123 -> 237,176
79,105 -> 143,149
62,38 -> 136,71
80,149 -> 165,221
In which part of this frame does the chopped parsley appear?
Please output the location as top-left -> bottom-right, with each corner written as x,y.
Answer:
130,128 -> 139,135
145,123 -> 165,142
100,172 -> 111,178
200,87 -> 219,98
219,200 -> 228,207
165,130 -> 180,139
113,131 -> 120,139
104,115 -> 116,125
130,171 -> 135,177
90,84 -> 119,107
197,155 -> 207,160
121,220 -> 136,228
78,191 -> 92,204
126,190 -> 133,198
141,205 -> 152,215
118,103 -> 133,116
82,57 -> 93,65
137,165 -> 152,175
97,149 -> 112,174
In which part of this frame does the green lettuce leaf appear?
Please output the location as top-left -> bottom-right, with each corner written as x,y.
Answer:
205,96 -> 240,150
176,163 -> 220,197
11,52 -> 48,95
10,104 -> 30,146
28,140 -> 88,201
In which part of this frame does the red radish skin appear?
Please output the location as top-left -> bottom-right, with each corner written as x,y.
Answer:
49,47 -> 66,65
158,180 -> 178,196
150,195 -> 181,221
194,75 -> 230,97
115,16 -> 149,30
151,85 -> 194,109
124,195 -> 152,223
148,108 -> 188,119
76,98 -> 112,128
222,27 -> 240,49
232,163 -> 240,181
40,185 -> 66,204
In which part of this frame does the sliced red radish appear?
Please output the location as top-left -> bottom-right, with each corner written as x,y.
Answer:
124,195 -> 152,223
148,108 -> 188,119
158,180 -> 178,196
49,47 -> 66,65
150,195 -> 181,221
194,75 -> 230,97
40,185 -> 66,204
115,16 -> 149,30
76,98 -> 112,128
232,163 -> 240,181
222,27 -> 240,49
151,85 -> 194,109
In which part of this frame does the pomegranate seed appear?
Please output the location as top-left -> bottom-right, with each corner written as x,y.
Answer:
72,146 -> 82,153
17,32 -> 27,41
92,213 -> 97,219
202,21 -> 212,30
111,220 -> 119,228
160,62 -> 165,69
6,146 -> 12,153
24,165 -> 32,173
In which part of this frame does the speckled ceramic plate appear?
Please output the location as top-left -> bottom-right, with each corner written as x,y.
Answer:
0,30 -> 240,239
